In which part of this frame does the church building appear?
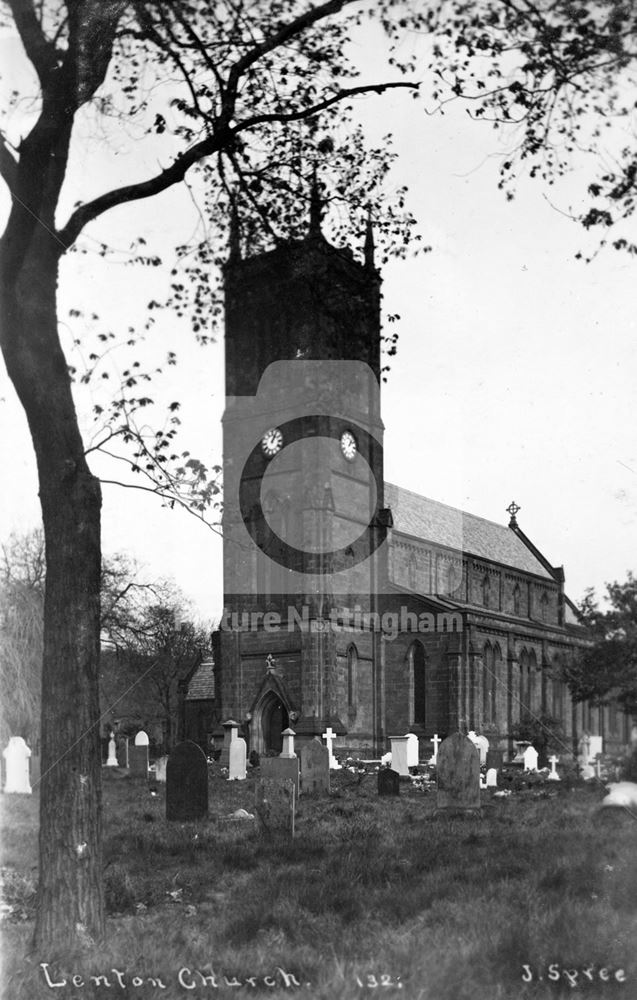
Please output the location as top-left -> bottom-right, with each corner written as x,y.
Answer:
185,204 -> 629,762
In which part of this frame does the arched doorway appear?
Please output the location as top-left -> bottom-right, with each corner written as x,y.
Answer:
252,690 -> 290,754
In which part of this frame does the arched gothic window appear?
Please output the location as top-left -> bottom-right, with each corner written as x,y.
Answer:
481,574 -> 490,608
410,642 -> 426,726
408,553 -> 417,589
483,642 -> 494,723
513,583 -> 521,616
347,645 -> 358,718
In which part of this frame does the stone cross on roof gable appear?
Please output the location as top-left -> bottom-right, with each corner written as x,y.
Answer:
506,500 -> 521,527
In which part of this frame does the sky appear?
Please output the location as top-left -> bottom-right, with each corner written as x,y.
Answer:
1,14 -> 636,621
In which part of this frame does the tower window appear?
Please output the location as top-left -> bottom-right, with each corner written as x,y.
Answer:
481,574 -> 490,608
513,583 -> 521,616
411,642 -> 426,726
347,645 -> 358,719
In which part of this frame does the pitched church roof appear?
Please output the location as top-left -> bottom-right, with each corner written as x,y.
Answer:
185,658 -> 215,701
384,483 -> 553,580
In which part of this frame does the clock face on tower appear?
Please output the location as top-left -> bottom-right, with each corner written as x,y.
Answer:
340,429 -> 357,462
261,426 -> 283,458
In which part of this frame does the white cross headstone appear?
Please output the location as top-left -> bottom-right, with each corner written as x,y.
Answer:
322,727 -> 341,769
523,745 -> 538,772
406,733 -> 419,768
429,733 -> 441,763
547,755 -> 561,781
134,730 -> 149,746
3,737 -> 32,794
280,728 -> 296,760
106,733 -> 118,767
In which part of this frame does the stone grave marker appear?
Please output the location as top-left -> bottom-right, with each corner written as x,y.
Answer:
129,745 -> 149,778
322,727 -> 341,769
3,737 -> 32,794
280,728 -> 296,759
116,737 -> 129,769
220,719 -> 240,768
468,731 -> 490,765
155,755 -> 168,783
435,733 -> 480,814
522,745 -> 539,772
389,736 -> 410,777
255,777 -> 295,836
406,733 -> 419,769
429,733 -> 442,763
260,755 -> 299,797
106,733 -> 118,767
547,755 -> 560,782
486,767 -> 498,788
229,735 -> 247,781
299,738 -> 330,795
166,741 -> 208,821
135,730 -> 149,746
378,767 -> 400,796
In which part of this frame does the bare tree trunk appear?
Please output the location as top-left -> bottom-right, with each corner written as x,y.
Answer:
0,213 -> 104,947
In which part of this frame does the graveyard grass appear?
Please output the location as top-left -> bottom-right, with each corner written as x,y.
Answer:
2,769 -> 637,1000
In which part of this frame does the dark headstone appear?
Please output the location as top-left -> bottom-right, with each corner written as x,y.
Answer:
166,741 -> 208,822
300,739 -> 330,795
378,768 -> 400,796
436,733 -> 481,814
255,778 -> 295,836
486,748 -> 504,770
129,745 -> 149,778
116,738 -> 129,768
260,755 -> 299,797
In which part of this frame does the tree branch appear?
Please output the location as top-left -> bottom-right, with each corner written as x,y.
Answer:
7,0 -> 59,85
57,129 -> 229,247
234,80 -> 420,132
0,129 -> 18,193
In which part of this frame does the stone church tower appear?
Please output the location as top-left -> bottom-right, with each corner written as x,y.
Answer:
218,202 -> 393,754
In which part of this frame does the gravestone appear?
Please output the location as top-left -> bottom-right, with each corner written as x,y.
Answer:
155,755 -> 168,783
106,733 -> 118,767
3,737 -> 32,794
467,731 -> 489,765
220,720 -> 240,768
547,755 -> 560,782
134,730 -> 149,746
260,755 -> 299,797
429,733 -> 442,763
389,736 -> 410,777
377,768 -> 400,796
116,737 -> 129,769
255,778 -> 295,836
435,733 -> 480,814
322,727 -> 341,769
129,744 -> 149,778
522,746 -> 539,772
280,728 -> 296,759
486,767 -> 498,788
406,733 -> 419,768
229,736 -> 247,781
166,741 -> 208,821
299,739 -> 330,795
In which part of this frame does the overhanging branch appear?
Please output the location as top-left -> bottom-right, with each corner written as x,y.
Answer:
0,130 -> 18,193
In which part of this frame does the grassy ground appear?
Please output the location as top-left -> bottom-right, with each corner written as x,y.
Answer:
2,767 -> 637,1000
